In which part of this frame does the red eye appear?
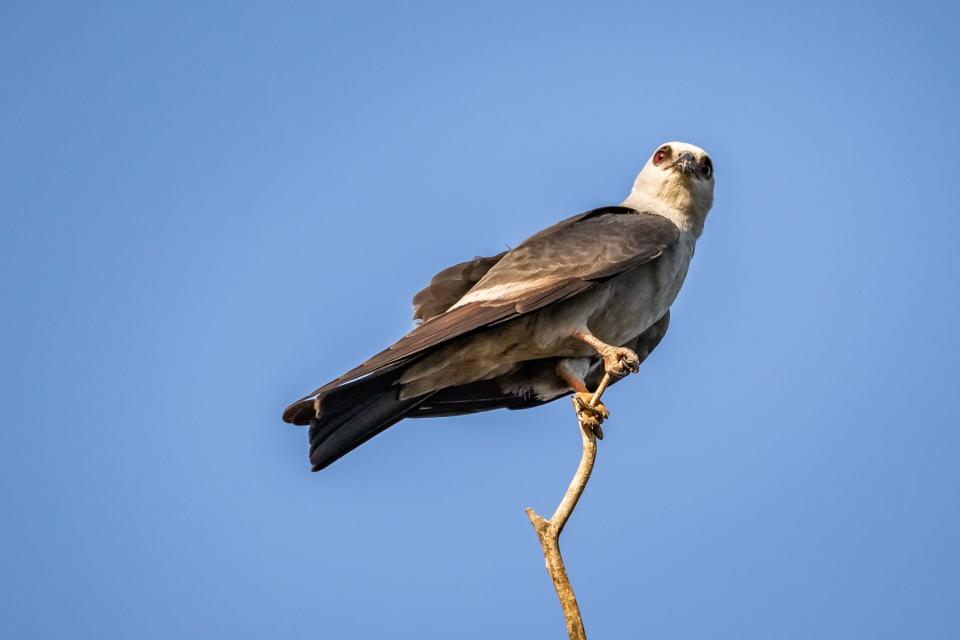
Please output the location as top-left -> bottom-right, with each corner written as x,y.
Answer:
653,150 -> 667,165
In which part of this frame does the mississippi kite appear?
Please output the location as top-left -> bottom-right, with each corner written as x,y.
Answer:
284,141 -> 715,470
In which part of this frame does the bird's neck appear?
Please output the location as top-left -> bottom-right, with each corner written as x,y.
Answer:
621,190 -> 706,238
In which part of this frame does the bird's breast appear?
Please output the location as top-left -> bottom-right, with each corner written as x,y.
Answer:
588,232 -> 696,346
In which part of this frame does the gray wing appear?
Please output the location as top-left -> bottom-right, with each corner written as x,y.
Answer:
282,206 -> 679,422
411,252 -> 507,324
460,207 -> 679,309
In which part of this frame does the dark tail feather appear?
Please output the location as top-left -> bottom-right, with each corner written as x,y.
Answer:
283,366 -> 406,426
308,386 -> 434,471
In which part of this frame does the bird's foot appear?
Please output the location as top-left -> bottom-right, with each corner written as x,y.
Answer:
573,392 -> 609,439
600,346 -> 640,377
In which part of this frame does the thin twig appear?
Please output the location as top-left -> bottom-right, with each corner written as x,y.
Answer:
525,373 -> 613,639
589,373 -> 612,408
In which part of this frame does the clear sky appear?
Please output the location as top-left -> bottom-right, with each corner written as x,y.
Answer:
2,1 -> 958,638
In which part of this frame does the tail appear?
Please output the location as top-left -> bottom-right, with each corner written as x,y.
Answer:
284,373 -> 434,471
307,388 -> 434,471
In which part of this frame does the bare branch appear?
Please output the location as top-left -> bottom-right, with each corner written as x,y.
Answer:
525,373 -> 612,639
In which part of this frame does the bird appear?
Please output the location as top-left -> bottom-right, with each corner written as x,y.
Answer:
283,141 -> 715,470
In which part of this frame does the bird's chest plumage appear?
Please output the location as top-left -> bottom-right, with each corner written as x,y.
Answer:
589,231 -> 696,345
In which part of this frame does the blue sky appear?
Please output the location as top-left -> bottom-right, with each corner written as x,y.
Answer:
2,1 -> 958,638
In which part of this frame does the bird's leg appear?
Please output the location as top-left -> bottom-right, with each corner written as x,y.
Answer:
573,330 -> 640,378
556,360 -> 609,439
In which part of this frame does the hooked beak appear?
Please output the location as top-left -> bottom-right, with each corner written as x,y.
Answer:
673,151 -> 698,177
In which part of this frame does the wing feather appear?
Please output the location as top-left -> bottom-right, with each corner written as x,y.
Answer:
411,252 -> 507,324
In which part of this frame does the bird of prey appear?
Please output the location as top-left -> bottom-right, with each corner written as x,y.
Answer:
284,141 -> 715,470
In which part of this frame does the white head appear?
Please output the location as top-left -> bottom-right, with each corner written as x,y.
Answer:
623,141 -> 715,235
